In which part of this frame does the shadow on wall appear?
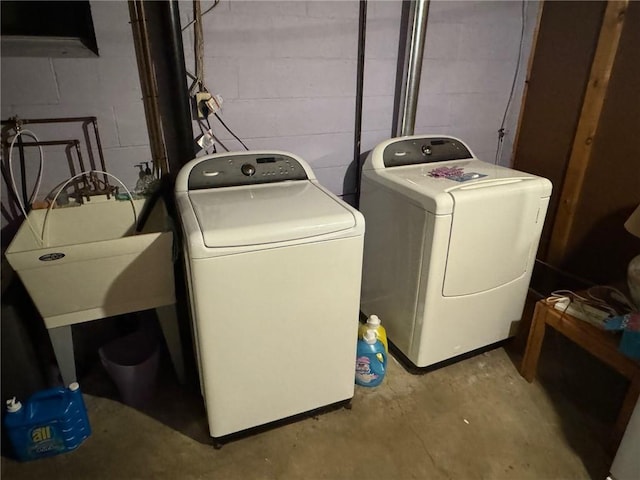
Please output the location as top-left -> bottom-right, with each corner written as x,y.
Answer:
342,150 -> 370,209
563,207 -> 640,286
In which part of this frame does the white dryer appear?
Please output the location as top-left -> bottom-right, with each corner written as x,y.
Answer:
359,135 -> 551,368
175,151 -> 364,440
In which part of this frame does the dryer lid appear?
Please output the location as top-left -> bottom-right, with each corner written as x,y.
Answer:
368,159 -> 547,214
188,181 -> 357,247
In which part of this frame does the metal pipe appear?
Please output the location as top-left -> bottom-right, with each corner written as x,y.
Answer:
90,119 -> 109,187
394,0 -> 430,137
128,0 -> 169,177
147,0 -> 195,174
353,0 -> 367,208
81,121 -> 97,171
1,116 -> 98,125
2,115 -> 110,189
11,140 -> 81,147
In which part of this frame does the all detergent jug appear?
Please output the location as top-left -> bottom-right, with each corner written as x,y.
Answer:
4,382 -> 91,461
355,329 -> 387,387
358,314 -> 388,353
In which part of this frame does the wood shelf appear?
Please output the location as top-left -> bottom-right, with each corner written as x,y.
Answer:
520,298 -> 640,453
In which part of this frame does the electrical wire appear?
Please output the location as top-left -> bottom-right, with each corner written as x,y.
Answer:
494,0 -> 526,165
184,1 -> 249,152
181,0 -> 219,32
186,70 -> 249,151
204,116 -> 217,153
214,112 -> 249,151
198,118 -> 228,152
546,287 -> 634,318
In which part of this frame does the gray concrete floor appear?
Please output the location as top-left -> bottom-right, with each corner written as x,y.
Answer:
1,338 -> 621,480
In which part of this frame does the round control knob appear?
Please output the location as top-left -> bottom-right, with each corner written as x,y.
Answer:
421,145 -> 432,155
241,163 -> 256,176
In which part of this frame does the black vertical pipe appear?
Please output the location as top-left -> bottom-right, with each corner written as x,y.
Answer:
141,1 -> 197,385
353,0 -> 367,208
161,0 -> 194,172
147,1 -> 194,176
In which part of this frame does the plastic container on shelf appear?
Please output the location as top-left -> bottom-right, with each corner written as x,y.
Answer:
3,382 -> 91,461
358,314 -> 388,353
355,329 -> 387,387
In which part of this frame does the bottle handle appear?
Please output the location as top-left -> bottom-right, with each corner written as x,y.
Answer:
29,387 -> 67,402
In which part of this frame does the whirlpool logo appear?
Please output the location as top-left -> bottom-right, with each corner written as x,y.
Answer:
38,253 -> 65,262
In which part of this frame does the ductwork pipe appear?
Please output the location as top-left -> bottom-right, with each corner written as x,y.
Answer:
393,0 -> 430,138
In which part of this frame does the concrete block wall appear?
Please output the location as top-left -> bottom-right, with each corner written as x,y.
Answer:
421,0 -> 540,164
185,0 -> 539,201
1,1 -> 149,229
1,0 -> 538,229
361,0 -> 540,166
182,0 -> 361,201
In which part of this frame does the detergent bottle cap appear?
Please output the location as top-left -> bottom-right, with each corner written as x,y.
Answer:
68,382 -> 80,392
367,315 -> 381,327
363,329 -> 377,345
6,397 -> 22,413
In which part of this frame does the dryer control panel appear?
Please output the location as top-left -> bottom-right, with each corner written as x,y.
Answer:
188,153 -> 308,190
383,137 -> 472,168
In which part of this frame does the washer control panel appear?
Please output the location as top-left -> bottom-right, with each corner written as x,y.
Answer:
188,153 -> 308,190
383,137 -> 472,168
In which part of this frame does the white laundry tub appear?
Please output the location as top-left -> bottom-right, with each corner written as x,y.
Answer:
5,196 -> 175,329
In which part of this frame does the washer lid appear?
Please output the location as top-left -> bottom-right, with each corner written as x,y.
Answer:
188,181 -> 357,247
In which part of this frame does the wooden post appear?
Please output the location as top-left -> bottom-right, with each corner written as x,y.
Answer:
547,0 -> 628,265
520,301 -> 548,382
508,0 -> 545,167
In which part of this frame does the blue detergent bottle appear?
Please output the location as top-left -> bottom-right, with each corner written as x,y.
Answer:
355,329 -> 387,387
4,382 -> 91,461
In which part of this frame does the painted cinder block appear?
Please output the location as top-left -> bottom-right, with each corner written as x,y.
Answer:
271,15 -> 358,59
203,14 -> 275,59
1,58 -> 59,106
238,58 -> 356,99
90,0 -> 136,58
363,59 -> 397,97
114,103 -> 149,148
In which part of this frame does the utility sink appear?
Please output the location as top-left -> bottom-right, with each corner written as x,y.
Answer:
5,195 -> 175,329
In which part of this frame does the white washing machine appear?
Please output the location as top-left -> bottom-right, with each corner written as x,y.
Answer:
359,135 -> 552,368
175,151 -> 364,440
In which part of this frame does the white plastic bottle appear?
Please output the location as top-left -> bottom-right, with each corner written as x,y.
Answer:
358,315 -> 388,353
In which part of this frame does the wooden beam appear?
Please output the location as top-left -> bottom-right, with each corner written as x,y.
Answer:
509,0 -> 545,167
547,0 -> 628,265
